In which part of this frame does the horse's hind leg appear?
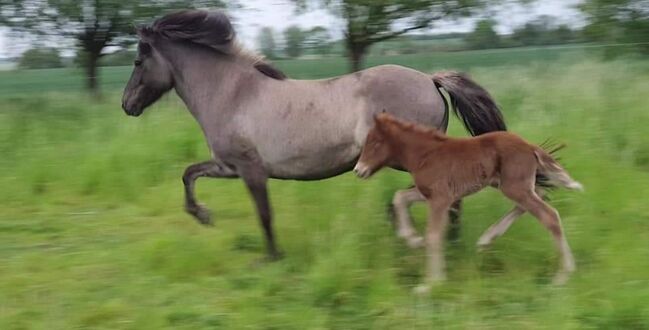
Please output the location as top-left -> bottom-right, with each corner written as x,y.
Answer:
502,185 -> 575,285
183,160 -> 238,225
391,187 -> 425,248
448,200 -> 462,241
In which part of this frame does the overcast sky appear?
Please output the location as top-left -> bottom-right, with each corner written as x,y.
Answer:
0,0 -> 584,59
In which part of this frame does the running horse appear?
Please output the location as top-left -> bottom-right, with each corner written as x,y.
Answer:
121,10 -> 507,259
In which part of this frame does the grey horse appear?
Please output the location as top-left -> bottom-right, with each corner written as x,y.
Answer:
121,10 -> 507,259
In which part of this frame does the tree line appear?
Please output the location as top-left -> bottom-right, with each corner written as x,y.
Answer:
2,0 -> 647,95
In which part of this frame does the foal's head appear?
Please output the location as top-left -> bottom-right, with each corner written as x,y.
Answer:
353,114 -> 397,179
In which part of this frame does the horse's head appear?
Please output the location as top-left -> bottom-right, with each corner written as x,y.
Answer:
121,10 -> 235,116
354,114 -> 395,179
121,33 -> 174,117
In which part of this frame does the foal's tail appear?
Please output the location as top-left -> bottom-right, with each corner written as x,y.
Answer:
432,71 -> 507,136
534,143 -> 584,191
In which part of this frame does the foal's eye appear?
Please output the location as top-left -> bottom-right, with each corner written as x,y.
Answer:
134,59 -> 142,66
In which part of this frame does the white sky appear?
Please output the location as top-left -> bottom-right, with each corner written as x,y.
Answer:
0,0 -> 584,59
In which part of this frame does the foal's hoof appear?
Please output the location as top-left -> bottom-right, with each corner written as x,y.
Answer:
551,271 -> 572,286
476,241 -> 491,252
413,284 -> 431,295
186,204 -> 213,226
405,235 -> 425,249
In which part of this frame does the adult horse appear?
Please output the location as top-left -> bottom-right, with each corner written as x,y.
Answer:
121,10 -> 507,259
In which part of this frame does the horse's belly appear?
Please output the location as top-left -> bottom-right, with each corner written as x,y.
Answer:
263,142 -> 361,180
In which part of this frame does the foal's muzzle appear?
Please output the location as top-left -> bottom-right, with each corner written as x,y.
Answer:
353,162 -> 371,179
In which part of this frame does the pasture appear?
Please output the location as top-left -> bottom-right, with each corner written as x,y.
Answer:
1,48 -> 649,329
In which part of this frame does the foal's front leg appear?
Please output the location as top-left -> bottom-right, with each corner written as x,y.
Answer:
391,187 -> 462,248
391,187 -> 425,248
415,199 -> 451,294
183,159 -> 238,225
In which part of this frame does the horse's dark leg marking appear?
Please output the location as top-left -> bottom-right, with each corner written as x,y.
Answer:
182,159 -> 238,225
448,199 -> 462,241
238,165 -> 282,260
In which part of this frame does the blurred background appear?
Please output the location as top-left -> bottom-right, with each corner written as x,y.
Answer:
1,0 -> 648,329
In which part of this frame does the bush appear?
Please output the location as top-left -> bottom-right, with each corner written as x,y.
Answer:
18,48 -> 64,69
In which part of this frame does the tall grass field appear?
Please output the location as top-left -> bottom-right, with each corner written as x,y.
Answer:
1,49 -> 649,329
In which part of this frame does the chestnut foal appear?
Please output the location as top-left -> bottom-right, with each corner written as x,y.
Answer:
354,113 -> 582,291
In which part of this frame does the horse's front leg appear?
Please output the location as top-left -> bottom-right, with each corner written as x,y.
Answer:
237,164 -> 282,260
183,159 -> 238,225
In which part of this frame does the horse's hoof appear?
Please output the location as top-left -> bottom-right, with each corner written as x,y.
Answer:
186,204 -> 213,226
267,250 -> 285,262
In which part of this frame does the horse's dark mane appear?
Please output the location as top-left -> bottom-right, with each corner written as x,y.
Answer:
145,10 -> 287,81
254,62 -> 288,80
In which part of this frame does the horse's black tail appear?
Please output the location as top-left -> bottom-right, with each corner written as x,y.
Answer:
432,71 -> 507,136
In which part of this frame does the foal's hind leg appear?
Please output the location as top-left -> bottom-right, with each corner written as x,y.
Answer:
502,186 -> 575,285
476,206 -> 525,250
477,188 -> 545,250
183,160 -> 238,225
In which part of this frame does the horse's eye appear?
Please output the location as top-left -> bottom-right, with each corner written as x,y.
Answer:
134,59 -> 142,66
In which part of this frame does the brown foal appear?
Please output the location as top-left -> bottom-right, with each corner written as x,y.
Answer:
354,113 -> 582,291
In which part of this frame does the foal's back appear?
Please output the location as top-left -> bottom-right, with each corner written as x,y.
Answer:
412,131 -> 539,199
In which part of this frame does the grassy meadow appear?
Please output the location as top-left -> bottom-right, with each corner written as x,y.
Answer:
1,48 -> 649,329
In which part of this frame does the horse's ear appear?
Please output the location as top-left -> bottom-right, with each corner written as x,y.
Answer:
136,26 -> 154,43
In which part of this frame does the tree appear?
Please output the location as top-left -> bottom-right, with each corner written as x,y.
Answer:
0,0 -> 225,95
465,19 -> 500,49
294,0 -> 487,72
18,48 -> 64,69
283,25 -> 306,58
257,27 -> 278,59
304,26 -> 332,55
580,0 -> 649,55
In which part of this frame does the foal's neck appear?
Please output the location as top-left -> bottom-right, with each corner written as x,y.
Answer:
389,127 -> 447,170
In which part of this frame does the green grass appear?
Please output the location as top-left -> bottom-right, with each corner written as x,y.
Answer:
1,51 -> 649,329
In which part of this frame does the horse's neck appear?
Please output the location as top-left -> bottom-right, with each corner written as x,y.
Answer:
167,47 -> 254,120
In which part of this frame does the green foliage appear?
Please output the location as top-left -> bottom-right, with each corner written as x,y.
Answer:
0,0 -> 227,93
294,0 -> 489,71
580,0 -> 649,56
304,26 -> 333,56
257,27 -> 279,59
510,15 -> 579,47
18,48 -> 64,70
1,52 -> 649,328
283,25 -> 307,58
465,19 -> 501,50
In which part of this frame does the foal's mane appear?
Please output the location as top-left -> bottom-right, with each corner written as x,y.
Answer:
376,113 -> 448,141
143,10 -> 287,80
